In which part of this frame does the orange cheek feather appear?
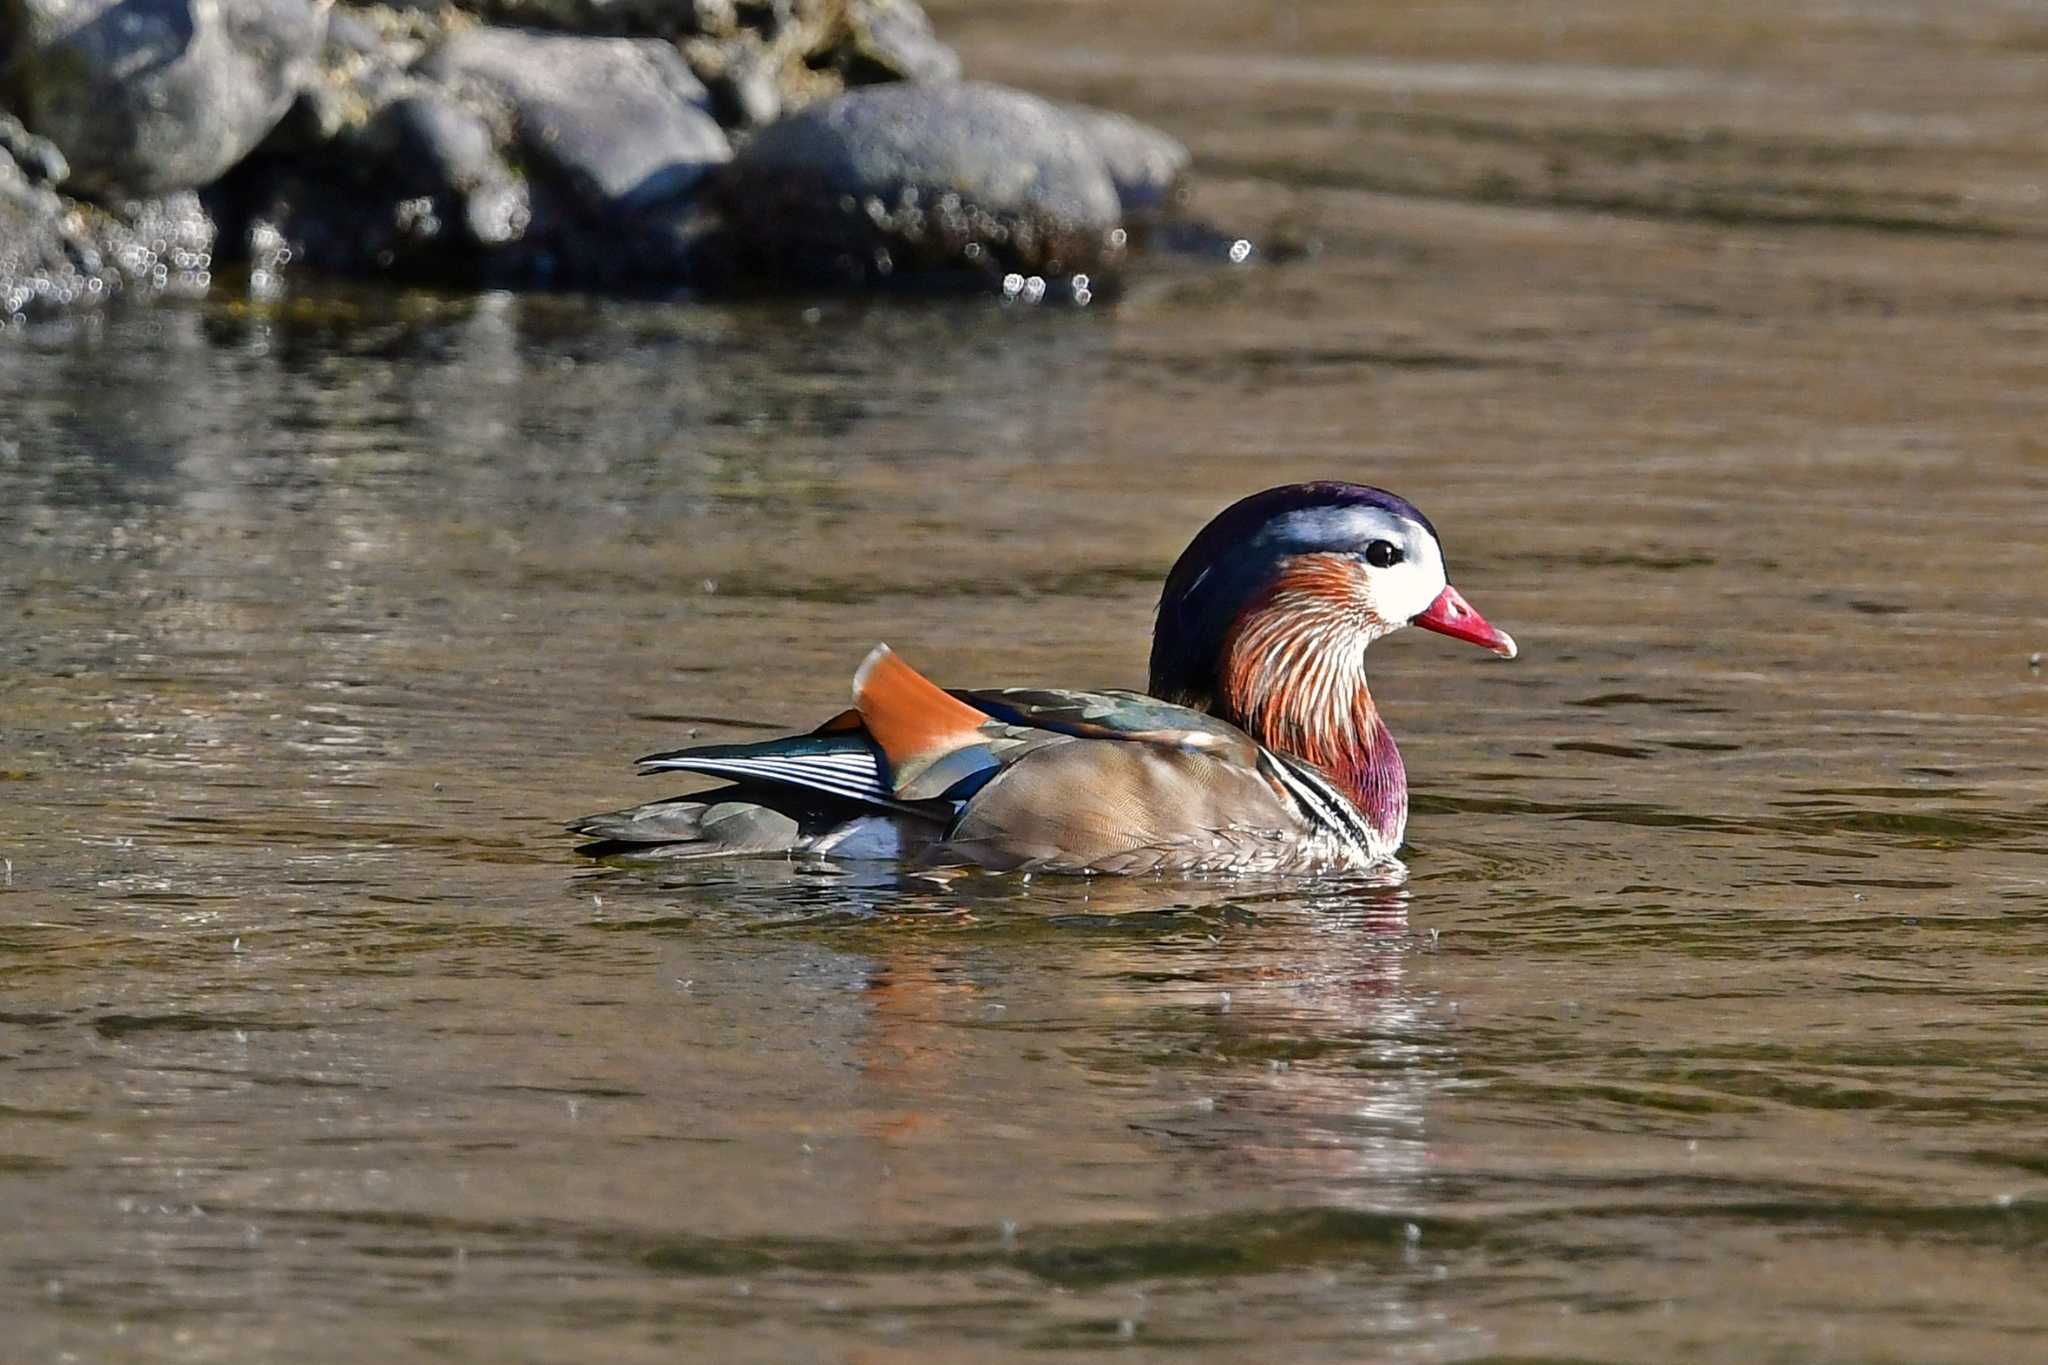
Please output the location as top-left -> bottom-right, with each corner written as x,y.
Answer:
1219,555 -> 1408,842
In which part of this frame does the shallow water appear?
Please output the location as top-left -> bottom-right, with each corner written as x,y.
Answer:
4,2 -> 2048,1361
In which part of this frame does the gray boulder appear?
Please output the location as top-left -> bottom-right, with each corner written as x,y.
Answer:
1062,103 -> 1189,218
711,80 -> 1126,286
1,0 -> 327,201
419,26 -> 732,216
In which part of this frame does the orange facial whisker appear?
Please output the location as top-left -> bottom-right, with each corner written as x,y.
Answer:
1218,555 -> 1406,839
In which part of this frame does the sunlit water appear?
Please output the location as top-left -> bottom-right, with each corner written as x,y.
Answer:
5,3 -> 2048,1360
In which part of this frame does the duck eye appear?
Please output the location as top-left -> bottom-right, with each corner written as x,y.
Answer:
1364,540 -> 1404,569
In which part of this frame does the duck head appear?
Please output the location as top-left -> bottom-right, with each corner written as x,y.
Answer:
1148,482 -> 1515,843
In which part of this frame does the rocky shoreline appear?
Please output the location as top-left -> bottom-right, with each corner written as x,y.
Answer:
0,0 -> 1190,318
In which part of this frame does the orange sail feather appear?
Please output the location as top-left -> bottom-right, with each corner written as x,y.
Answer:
851,644 -> 993,791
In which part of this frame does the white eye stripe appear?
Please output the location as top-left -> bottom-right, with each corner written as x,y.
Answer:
1260,506 -> 1447,624
1264,505 -> 1413,549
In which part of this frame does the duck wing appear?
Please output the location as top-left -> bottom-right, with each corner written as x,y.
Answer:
953,686 -> 1263,762
620,646 -> 1066,816
584,647 -> 1371,871
634,729 -> 928,814
902,675 -> 1360,872
608,649 -> 1266,822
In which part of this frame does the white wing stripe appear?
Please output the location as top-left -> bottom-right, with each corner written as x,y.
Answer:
640,752 -> 900,808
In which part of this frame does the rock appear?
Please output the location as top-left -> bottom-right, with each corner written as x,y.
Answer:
0,0 -> 1175,303
204,87 -> 530,288
351,0 -> 961,131
1,0 -> 327,201
204,28 -> 720,292
0,159 -> 104,318
370,96 -> 506,204
324,8 -> 390,58
359,95 -> 531,246
825,0 -> 960,85
0,112 -> 69,187
1062,104 -> 1189,218
710,81 -> 1126,287
104,191 -> 217,292
690,40 -> 786,130
447,0 -> 739,40
269,11 -> 447,151
419,26 -> 732,214
0,154 -> 214,319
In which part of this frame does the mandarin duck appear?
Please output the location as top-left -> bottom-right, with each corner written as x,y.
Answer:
572,482 -> 1516,874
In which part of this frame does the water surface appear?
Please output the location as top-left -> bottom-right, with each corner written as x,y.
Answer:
4,2 -> 2048,1360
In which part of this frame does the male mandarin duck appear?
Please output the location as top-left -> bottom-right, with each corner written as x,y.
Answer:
572,482 -> 1517,874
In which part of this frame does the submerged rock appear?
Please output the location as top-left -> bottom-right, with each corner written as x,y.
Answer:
1,0 -> 327,201
711,81 -> 1126,288
420,26 -> 732,215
